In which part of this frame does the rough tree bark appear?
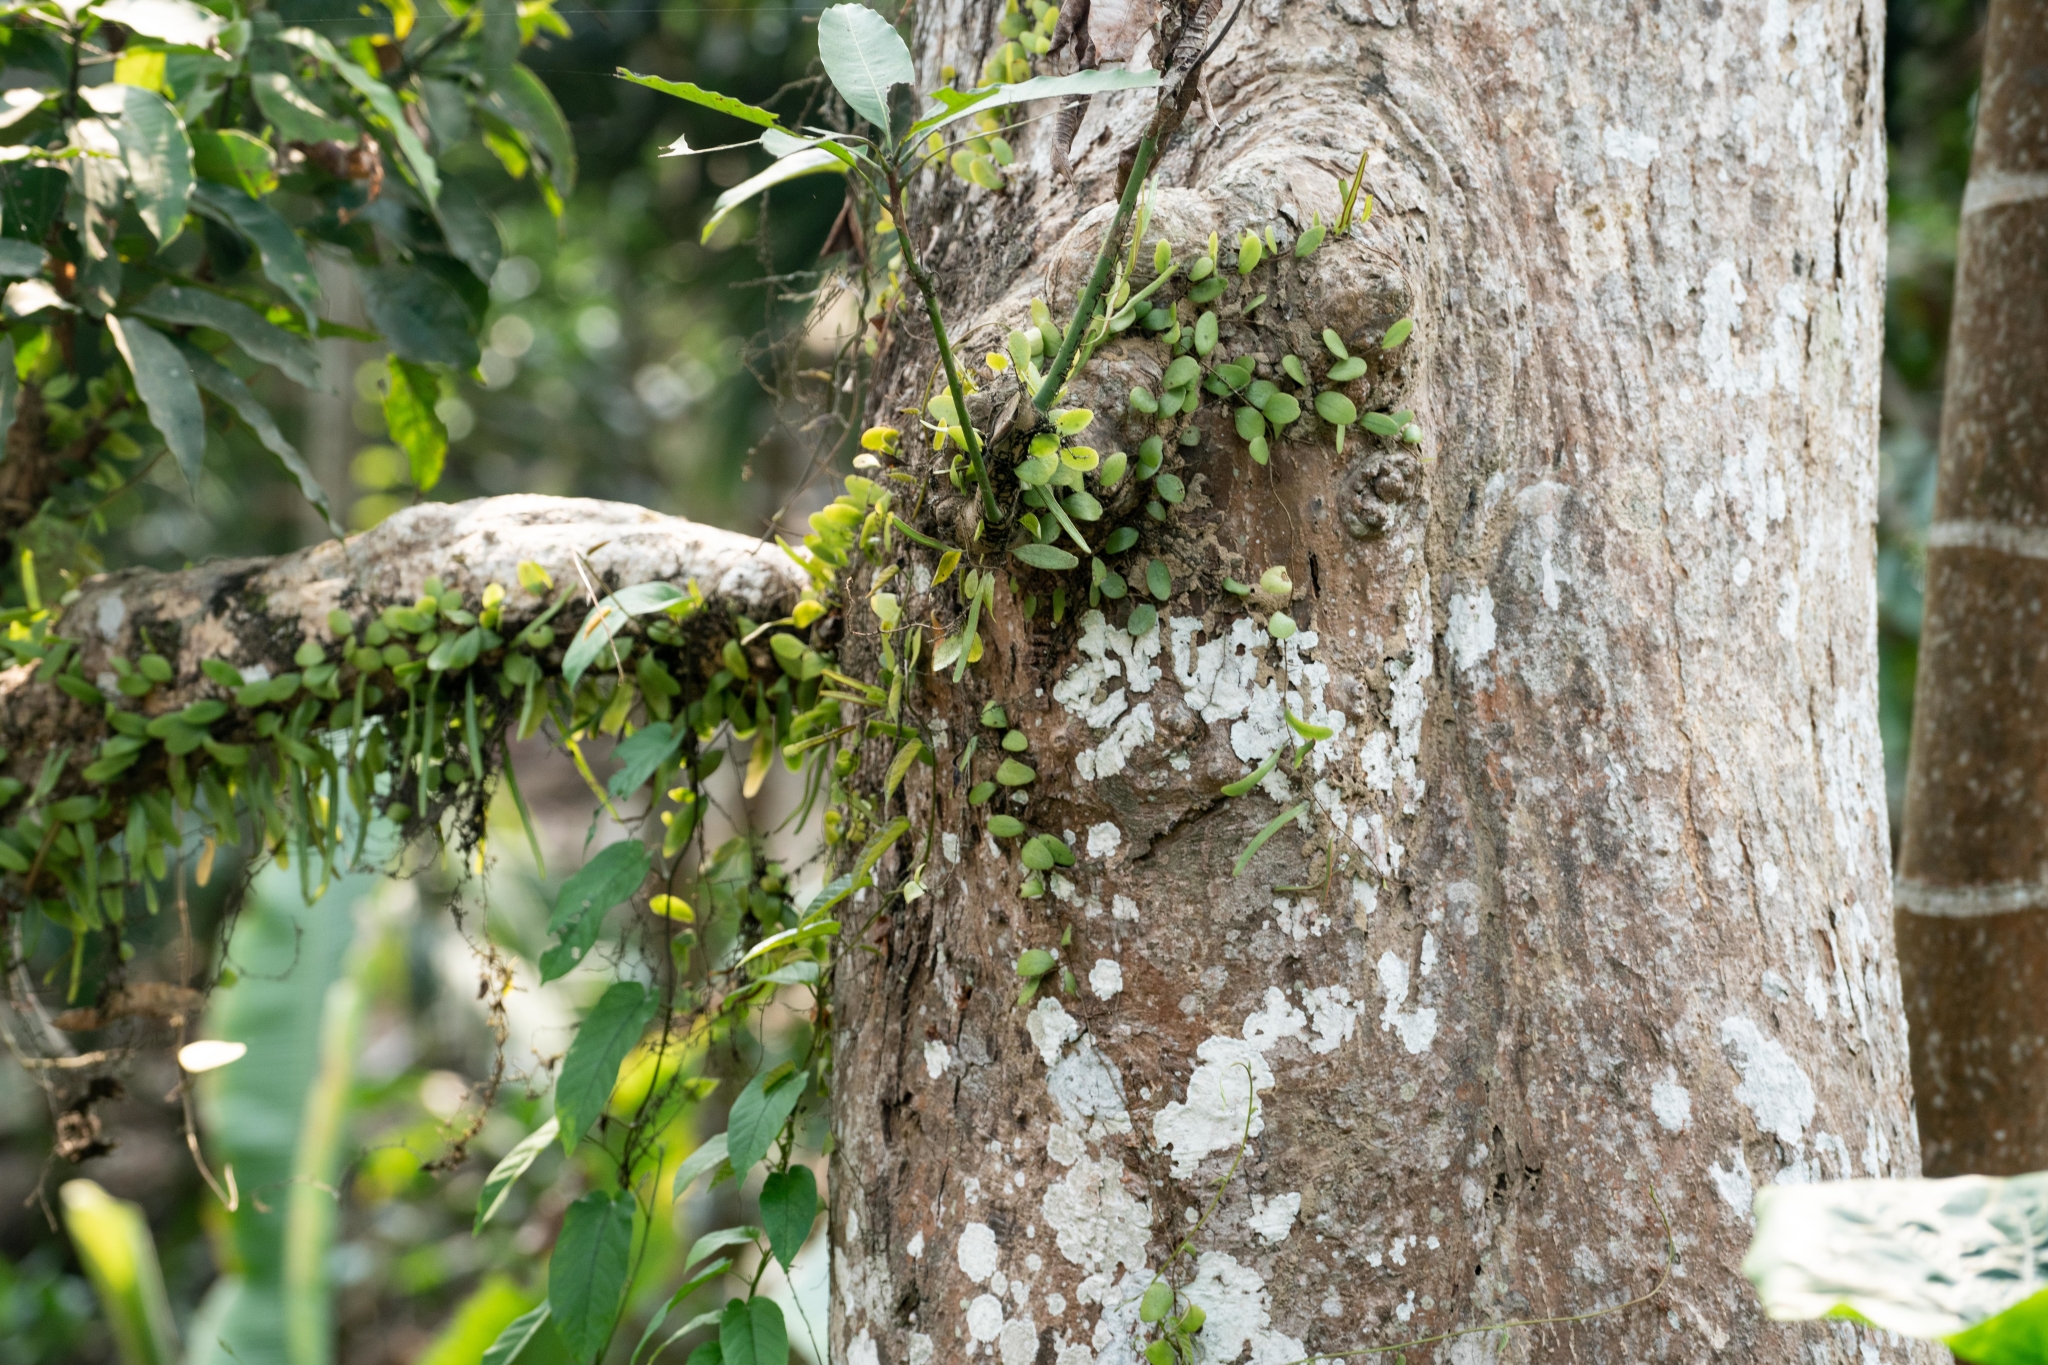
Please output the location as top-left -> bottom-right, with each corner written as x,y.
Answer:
1894,0 -> 2048,1179
828,3 -> 1933,1364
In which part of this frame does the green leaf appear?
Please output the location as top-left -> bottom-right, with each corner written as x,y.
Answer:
759,1166 -> 819,1269
1012,542 -> 1078,571
248,70 -> 356,143
434,176 -> 505,285
475,1116 -> 560,1232
95,0 -> 224,47
99,85 -> 192,246
481,1302 -> 552,1365
1163,355 -> 1200,389
1262,392 -> 1301,426
1381,316 -> 1413,349
906,67 -> 1160,141
0,335 -> 14,439
357,264 -> 481,369
671,1132 -> 732,1200
555,981 -> 657,1148
726,1065 -> 807,1175
0,240 -> 46,278
278,27 -> 441,204
190,128 -> 276,198
816,4 -> 915,134
1285,705 -> 1335,741
700,148 -> 848,245
543,842 -> 651,983
995,757 -> 1035,786
134,285 -> 320,387
1146,560 -> 1171,600
615,69 -> 783,128
609,721 -> 684,799
1361,410 -> 1401,437
1745,1174 -> 2048,1359
1315,390 -> 1358,426
721,1296 -> 789,1365
107,316 -> 205,492
1327,355 -> 1368,382
988,814 -> 1024,837
177,341 -> 338,535
488,63 -> 578,201
630,1261 -> 736,1365
1233,802 -> 1308,877
548,1191 -> 635,1361
684,1227 -> 764,1275
384,356 -> 449,490
1222,749 -> 1281,797
190,184 -> 321,326
58,1181 -> 179,1365
1234,406 -> 1265,443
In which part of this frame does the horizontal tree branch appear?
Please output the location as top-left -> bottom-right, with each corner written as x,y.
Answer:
1,495 -> 811,792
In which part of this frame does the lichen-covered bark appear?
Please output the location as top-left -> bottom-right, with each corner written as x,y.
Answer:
0,496 -> 807,794
832,4 -> 1931,1364
1894,0 -> 2048,1178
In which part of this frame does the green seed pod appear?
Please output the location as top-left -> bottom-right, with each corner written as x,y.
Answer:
1268,611 -> 1298,640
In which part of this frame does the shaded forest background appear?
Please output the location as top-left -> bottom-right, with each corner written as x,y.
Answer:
0,0 -> 1992,1360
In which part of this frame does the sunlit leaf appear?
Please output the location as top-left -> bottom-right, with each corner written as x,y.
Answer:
383,356 -> 448,491
554,981 -> 657,1149
700,148 -> 848,245
615,69 -> 783,128
475,1117 -> 559,1233
816,3 -> 914,135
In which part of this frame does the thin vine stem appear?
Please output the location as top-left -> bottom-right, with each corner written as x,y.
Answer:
1034,133 -> 1157,411
883,169 -> 999,523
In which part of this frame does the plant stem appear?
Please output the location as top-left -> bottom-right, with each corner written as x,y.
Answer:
1034,133 -> 1157,411
885,173 -> 999,523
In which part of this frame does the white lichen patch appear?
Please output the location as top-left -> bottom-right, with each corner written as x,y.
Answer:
924,1039 -> 952,1080
999,1318 -> 1039,1365
1086,821 -> 1123,859
1089,958 -> 1124,1000
1170,615 -> 1264,723
1303,985 -> 1360,1055
1054,610 -> 1161,738
1078,703 -> 1155,782
1710,1144 -> 1755,1218
1651,1074 -> 1692,1133
1112,894 -> 1140,921
1181,1250 -> 1306,1365
1247,1191 -> 1302,1244
959,1223 -> 1001,1283
1720,1015 -> 1816,1144
1445,586 -> 1496,672
1375,951 -> 1439,1055
967,1293 -> 1006,1342
1028,997 -> 1082,1066
1271,896 -> 1329,942
1047,1036 -> 1132,1135
942,831 -> 961,864
1041,1155 -> 1153,1280
1152,989 -> 1304,1178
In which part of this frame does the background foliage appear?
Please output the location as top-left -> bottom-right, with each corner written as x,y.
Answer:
0,0 -> 1990,1361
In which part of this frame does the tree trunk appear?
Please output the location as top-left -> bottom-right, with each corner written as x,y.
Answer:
830,3 -> 1936,1364
1894,0 -> 2048,1179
